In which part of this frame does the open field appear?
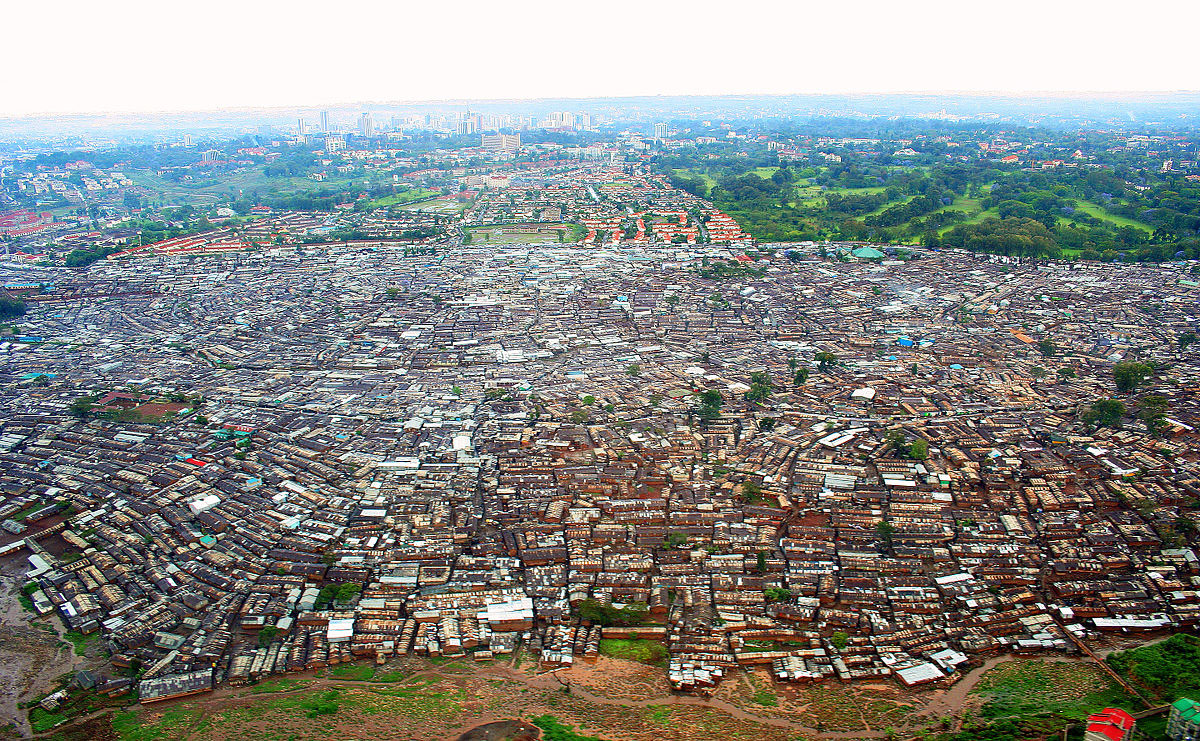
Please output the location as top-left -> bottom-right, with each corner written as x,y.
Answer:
597,639 -> 668,667
1074,201 -> 1154,232
970,659 -> 1128,720
400,198 -> 467,214
128,170 -> 362,206
826,185 -> 888,195
361,188 -> 440,210
787,183 -> 889,209
937,205 -> 1000,235
37,648 -> 1175,741
671,169 -> 717,195
466,223 -> 576,245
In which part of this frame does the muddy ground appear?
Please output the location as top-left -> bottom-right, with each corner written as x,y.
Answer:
0,556 -> 85,738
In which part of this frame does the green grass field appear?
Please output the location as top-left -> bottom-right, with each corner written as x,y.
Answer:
324,663 -> 376,681
598,638 -> 668,667
937,206 -> 1000,235
972,660 -> 1130,720
750,167 -> 779,179
1074,201 -> 1153,232
360,188 -> 439,210
672,169 -> 718,195
786,182 -> 889,208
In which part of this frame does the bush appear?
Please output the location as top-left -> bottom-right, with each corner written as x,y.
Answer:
1108,634 -> 1200,701
531,715 -> 611,741
575,599 -> 648,627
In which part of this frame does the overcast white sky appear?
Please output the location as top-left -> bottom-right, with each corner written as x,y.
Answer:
3,0 -> 1197,117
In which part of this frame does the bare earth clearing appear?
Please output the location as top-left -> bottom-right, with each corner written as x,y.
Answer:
43,650 -> 1121,741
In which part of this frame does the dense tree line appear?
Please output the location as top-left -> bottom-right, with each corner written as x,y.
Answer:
658,139 -> 1200,262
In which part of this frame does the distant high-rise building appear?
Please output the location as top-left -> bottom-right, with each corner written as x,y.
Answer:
183,134 -> 194,147
297,117 -> 307,135
481,133 -> 521,152
326,137 -> 346,152
457,119 -> 477,135
200,149 -> 221,162
654,122 -> 668,140
320,110 -> 330,133
358,112 -> 374,137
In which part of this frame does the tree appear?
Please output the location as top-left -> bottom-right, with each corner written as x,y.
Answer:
1113,361 -> 1153,392
830,631 -> 849,650
815,351 -> 837,371
759,417 -> 777,431
745,371 -> 773,403
1057,367 -> 1076,379
68,395 -> 97,419
876,520 -> 895,552
756,551 -> 768,573
909,438 -> 929,460
663,532 -> 689,549
581,395 -> 596,406
1138,394 -> 1169,436
0,296 -> 26,320
626,364 -> 641,376
694,389 -> 723,421
793,367 -> 810,386
1138,394 -> 1169,422
1180,331 -> 1197,350
1037,338 -> 1057,356
763,587 -> 793,603
1031,366 -> 1048,380
1083,398 -> 1125,428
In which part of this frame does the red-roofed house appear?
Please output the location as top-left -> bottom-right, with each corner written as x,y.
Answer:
1084,707 -> 1135,741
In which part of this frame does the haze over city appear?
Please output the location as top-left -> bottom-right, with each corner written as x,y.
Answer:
4,0 -> 1200,117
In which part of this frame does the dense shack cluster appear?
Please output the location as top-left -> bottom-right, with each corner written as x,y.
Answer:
0,240 -> 1198,702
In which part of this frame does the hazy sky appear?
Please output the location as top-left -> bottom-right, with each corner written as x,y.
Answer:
3,0 -> 1197,117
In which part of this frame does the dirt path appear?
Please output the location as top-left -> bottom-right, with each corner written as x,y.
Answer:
917,654 -> 1015,722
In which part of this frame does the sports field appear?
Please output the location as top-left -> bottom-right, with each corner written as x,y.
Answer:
400,198 -> 466,214
466,223 -> 575,245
